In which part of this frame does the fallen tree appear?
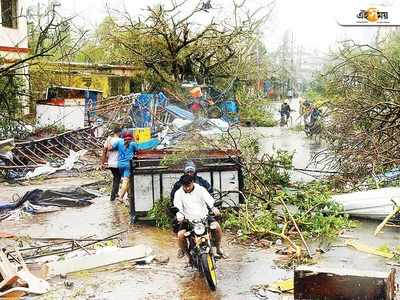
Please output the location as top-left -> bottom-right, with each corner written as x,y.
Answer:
154,127 -> 353,263
86,0 -> 272,89
310,34 -> 400,179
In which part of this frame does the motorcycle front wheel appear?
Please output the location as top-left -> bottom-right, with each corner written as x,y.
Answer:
200,253 -> 217,291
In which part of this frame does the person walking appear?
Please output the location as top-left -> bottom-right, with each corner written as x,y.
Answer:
109,130 -> 138,203
101,127 -> 122,202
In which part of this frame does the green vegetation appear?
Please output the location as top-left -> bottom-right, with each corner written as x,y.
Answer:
0,76 -> 27,139
223,163 -> 353,243
153,130 -> 353,253
305,33 -> 400,178
148,197 -> 172,229
238,88 -> 277,127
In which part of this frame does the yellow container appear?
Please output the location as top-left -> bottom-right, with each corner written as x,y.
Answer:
134,127 -> 151,143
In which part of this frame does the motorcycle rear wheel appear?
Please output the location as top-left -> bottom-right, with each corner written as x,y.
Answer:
200,253 -> 217,291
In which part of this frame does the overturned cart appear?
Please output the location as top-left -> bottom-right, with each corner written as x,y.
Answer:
129,149 -> 244,220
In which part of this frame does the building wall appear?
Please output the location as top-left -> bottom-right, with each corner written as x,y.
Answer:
29,62 -> 141,106
0,0 -> 29,61
0,0 -> 29,114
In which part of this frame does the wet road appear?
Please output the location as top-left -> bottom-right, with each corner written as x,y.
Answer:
3,180 -> 399,300
253,97 -> 325,182
1,102 -> 399,299
1,182 -> 292,300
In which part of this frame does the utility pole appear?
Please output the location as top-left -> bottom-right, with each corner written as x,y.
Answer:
290,32 -> 294,95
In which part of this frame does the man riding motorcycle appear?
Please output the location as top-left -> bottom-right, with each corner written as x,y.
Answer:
304,104 -> 322,136
173,174 -> 224,260
170,160 -> 213,206
280,101 -> 292,125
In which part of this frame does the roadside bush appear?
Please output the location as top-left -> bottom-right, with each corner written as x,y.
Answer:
237,88 -> 277,127
148,197 -> 172,229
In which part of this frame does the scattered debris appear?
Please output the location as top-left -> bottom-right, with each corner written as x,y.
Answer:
374,203 -> 400,235
331,187 -> 400,220
0,187 -> 97,220
153,256 -> 170,265
267,278 -> 294,293
346,240 -> 394,259
251,278 -> 293,299
0,138 -> 14,162
294,266 -> 396,300
0,247 -> 50,298
9,230 -> 128,262
0,127 -> 101,178
46,245 -> 152,278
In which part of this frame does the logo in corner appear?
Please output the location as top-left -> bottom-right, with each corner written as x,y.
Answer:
356,7 -> 389,23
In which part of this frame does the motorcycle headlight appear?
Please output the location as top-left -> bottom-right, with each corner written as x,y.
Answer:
193,223 -> 206,235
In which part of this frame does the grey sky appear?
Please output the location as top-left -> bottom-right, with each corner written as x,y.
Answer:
25,0 -> 395,53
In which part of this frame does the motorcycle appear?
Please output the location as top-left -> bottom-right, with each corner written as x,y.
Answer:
171,207 -> 219,291
304,116 -> 322,137
279,110 -> 294,127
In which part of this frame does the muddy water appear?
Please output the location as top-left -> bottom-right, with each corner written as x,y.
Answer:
1,190 -> 292,300
1,103 -> 399,299
252,97 -> 325,182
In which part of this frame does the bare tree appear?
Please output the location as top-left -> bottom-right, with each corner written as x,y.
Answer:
104,0 -> 272,86
0,3 -> 87,138
319,36 -> 400,178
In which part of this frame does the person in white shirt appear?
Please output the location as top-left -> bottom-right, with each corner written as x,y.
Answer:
101,127 -> 122,202
173,174 -> 224,259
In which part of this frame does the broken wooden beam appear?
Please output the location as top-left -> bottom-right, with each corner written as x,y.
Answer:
1,126 -> 102,170
294,265 -> 395,300
46,245 -> 151,278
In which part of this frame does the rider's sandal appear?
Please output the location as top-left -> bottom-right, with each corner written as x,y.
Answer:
177,249 -> 185,259
216,248 -> 228,259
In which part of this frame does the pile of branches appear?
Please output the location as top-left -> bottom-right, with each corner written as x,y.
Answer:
320,36 -> 400,178
160,127 -> 352,262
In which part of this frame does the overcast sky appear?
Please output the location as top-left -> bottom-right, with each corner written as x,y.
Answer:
24,0 -> 399,54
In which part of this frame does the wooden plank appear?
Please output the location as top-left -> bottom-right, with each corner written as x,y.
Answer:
46,245 -> 150,278
294,266 -> 395,300
346,240 -> 394,258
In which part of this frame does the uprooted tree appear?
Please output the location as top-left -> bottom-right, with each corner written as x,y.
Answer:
314,34 -> 400,178
83,0 -> 272,88
153,127 -> 352,262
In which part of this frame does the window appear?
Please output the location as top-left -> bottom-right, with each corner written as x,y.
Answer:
1,0 -> 18,29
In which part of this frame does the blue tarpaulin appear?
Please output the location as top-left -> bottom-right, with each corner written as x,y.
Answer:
132,93 -> 169,128
165,105 -> 194,120
217,99 -> 239,123
375,167 -> 400,181
137,138 -> 160,150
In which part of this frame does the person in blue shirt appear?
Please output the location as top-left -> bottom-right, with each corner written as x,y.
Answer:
109,130 -> 138,202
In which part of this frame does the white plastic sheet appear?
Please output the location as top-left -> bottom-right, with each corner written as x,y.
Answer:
25,149 -> 87,179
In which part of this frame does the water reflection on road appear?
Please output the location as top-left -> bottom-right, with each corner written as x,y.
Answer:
254,98 -> 325,182
1,101 -> 398,299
